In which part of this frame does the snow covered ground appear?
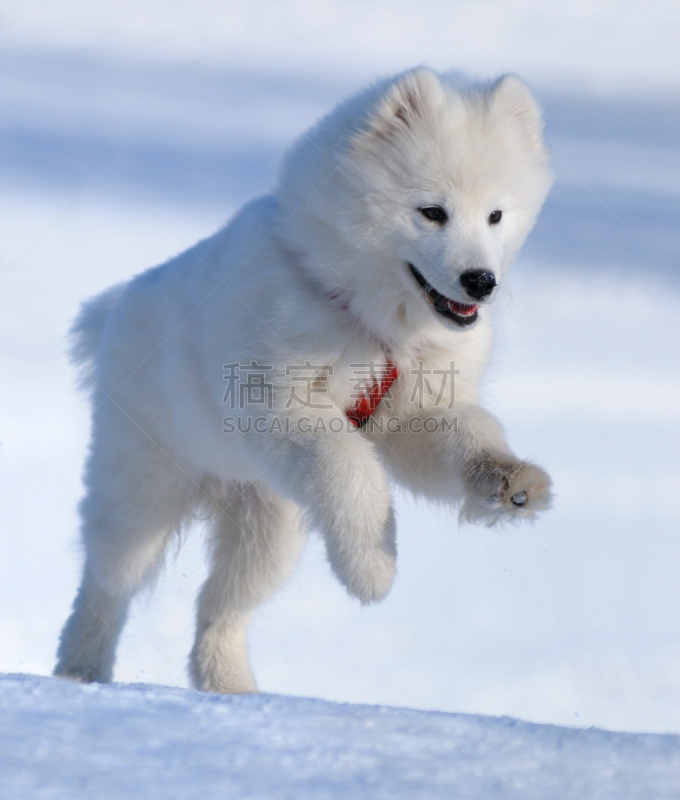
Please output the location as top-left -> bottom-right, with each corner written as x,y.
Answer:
2,673 -> 680,799
1,0 -> 680,750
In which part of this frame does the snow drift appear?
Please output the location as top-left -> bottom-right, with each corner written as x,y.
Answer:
0,674 -> 678,799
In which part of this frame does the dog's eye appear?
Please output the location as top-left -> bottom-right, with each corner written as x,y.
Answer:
419,206 -> 448,224
488,209 -> 502,225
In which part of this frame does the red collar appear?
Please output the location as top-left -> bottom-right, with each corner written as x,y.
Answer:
346,360 -> 399,428
325,289 -> 399,428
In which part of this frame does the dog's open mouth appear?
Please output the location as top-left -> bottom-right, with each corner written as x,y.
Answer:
408,264 -> 478,327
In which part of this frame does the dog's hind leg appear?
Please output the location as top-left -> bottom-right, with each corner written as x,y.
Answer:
189,481 -> 304,694
54,420 -> 193,684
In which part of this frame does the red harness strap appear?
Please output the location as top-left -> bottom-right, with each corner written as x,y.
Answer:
346,361 -> 399,429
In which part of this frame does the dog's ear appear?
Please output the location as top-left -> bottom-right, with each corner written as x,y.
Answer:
489,75 -> 546,151
367,69 -> 445,139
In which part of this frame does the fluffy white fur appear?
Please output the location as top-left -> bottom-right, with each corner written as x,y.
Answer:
54,68 -> 554,693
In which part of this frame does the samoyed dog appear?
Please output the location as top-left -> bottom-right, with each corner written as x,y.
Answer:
55,68 -> 553,693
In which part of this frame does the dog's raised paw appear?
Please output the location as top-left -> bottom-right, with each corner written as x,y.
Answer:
461,453 -> 552,525
329,540 -> 397,605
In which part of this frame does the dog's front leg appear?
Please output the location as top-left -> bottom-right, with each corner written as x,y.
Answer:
253,416 -> 397,603
372,402 -> 552,525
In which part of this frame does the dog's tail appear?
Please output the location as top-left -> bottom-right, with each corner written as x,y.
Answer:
69,282 -> 126,390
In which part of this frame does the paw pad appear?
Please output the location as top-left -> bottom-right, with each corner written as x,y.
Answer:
510,491 -> 527,507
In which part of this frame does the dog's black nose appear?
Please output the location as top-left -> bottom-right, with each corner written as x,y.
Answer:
459,270 -> 496,300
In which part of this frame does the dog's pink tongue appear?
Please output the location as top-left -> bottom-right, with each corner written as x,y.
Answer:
448,299 -> 477,316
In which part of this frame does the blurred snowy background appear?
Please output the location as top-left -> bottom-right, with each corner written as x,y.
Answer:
1,0 -> 679,736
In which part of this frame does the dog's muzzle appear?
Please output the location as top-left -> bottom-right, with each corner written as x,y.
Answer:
409,263 -> 479,327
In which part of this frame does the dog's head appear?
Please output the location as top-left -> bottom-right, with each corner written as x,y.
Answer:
277,69 -> 553,344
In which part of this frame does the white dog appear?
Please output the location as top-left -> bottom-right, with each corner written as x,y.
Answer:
55,68 -> 553,693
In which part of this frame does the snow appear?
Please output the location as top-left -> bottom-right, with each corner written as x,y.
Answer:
1,674 -> 679,799
1,0 -> 680,744
3,1 -> 680,95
